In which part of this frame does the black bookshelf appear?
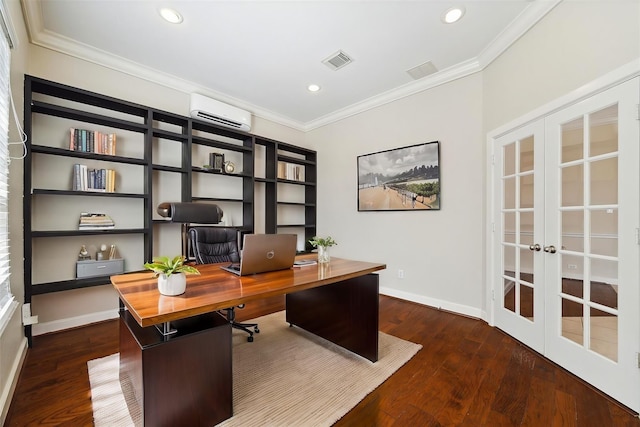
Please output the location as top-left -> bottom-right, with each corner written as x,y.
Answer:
23,75 -> 317,344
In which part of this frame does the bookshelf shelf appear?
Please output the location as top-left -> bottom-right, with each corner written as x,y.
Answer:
23,75 -> 316,345
31,228 -> 148,238
30,145 -> 146,165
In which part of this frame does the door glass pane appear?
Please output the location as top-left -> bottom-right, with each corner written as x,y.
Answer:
562,277 -> 584,300
562,299 -> 583,345
589,307 -> 617,362
520,248 -> 533,284
562,210 -> 584,252
589,104 -> 618,157
590,157 -> 617,205
520,211 -> 533,246
520,136 -> 534,172
503,246 -> 515,278
562,164 -> 584,207
504,143 -> 515,175
590,209 -> 617,257
504,278 -> 515,313
504,212 -> 515,244
520,173 -> 533,208
520,283 -> 533,319
504,177 -> 515,209
590,258 -> 618,310
561,117 -> 584,163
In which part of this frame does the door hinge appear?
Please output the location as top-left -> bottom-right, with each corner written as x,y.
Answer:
492,154 -> 495,165
492,222 -> 495,233
636,228 -> 640,245
492,290 -> 495,301
637,352 -> 640,369
636,104 -> 640,120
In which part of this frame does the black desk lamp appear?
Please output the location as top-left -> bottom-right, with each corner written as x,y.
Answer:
157,202 -> 223,259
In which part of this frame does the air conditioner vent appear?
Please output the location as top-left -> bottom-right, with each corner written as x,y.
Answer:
190,93 -> 252,132
195,111 -> 243,129
322,50 -> 353,71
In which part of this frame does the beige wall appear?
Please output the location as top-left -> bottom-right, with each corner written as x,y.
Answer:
483,0 -> 640,133
307,73 -> 485,315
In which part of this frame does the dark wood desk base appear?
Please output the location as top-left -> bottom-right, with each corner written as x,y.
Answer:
119,311 -> 232,427
117,268 -> 381,426
286,273 -> 379,362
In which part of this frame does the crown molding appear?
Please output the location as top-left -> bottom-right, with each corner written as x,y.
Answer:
477,0 -> 561,68
22,0 -> 558,133
303,58 -> 481,131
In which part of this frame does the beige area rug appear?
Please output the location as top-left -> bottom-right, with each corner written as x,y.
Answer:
88,311 -> 421,427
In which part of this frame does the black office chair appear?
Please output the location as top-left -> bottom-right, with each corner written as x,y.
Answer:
189,226 -> 260,342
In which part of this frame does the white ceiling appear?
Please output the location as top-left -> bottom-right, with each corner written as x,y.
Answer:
21,0 -> 559,131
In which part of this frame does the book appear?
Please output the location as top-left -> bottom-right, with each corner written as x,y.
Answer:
293,259 -> 317,268
79,212 -> 115,230
68,128 -> 117,155
71,165 -> 115,192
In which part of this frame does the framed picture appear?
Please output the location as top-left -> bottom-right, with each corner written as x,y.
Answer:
357,141 -> 440,211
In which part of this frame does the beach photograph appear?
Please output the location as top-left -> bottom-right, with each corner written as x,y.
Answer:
357,141 -> 440,211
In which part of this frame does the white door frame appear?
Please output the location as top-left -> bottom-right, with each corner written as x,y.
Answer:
485,60 -> 640,410
485,59 -> 640,326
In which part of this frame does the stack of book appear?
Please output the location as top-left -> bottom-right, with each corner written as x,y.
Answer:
69,128 -> 117,155
72,164 -> 116,192
277,161 -> 305,182
78,212 -> 115,230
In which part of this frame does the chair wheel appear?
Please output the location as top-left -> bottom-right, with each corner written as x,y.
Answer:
247,335 -> 254,342
254,327 -> 260,333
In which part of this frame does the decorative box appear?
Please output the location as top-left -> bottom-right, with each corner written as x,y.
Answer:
76,259 -> 124,279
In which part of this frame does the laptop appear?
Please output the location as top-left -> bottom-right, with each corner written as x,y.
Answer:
221,233 -> 297,276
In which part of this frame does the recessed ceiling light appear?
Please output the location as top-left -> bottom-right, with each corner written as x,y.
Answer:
307,84 -> 321,92
159,8 -> 183,24
442,6 -> 465,24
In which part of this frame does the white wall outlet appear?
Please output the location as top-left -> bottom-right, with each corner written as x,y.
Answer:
398,269 -> 404,279
568,264 -> 578,270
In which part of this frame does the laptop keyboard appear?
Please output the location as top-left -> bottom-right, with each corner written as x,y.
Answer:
227,263 -> 240,271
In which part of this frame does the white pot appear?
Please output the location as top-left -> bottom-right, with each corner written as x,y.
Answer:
157,272 -> 186,296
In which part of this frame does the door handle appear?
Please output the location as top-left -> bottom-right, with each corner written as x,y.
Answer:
544,245 -> 556,254
529,244 -> 541,251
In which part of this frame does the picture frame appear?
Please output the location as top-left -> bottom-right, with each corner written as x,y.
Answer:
357,141 -> 440,211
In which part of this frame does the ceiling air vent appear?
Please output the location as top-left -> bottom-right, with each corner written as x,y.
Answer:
322,50 -> 353,71
406,61 -> 438,80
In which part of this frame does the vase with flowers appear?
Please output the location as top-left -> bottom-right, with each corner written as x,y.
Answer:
308,236 -> 337,264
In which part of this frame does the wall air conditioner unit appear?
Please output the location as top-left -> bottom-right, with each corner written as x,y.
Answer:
190,93 -> 252,132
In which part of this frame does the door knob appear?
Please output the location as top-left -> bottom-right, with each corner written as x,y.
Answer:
544,245 -> 556,254
529,244 -> 541,251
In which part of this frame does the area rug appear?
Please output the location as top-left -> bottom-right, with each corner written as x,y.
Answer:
88,311 -> 421,427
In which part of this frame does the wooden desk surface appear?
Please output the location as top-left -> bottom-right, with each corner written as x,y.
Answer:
111,257 -> 386,327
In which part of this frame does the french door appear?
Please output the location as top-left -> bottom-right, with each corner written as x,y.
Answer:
492,77 -> 639,412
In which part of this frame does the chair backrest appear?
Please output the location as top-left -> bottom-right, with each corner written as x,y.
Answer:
188,227 -> 240,264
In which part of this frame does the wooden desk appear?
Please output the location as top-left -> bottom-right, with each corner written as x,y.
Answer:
111,257 -> 386,426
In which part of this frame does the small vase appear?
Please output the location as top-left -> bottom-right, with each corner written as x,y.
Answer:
158,272 -> 186,296
317,245 -> 330,264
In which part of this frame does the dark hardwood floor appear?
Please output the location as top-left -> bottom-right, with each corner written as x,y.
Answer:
4,295 -> 639,426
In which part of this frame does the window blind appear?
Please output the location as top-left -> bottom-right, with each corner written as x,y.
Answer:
0,15 -> 12,323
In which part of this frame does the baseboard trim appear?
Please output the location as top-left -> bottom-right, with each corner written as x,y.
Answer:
32,309 -> 119,336
380,287 -> 483,319
0,336 -> 27,425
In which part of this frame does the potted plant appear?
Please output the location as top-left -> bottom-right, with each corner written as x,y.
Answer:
308,236 -> 337,264
143,255 -> 200,296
